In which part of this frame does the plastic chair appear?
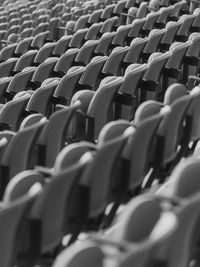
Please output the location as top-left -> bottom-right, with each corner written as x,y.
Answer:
34,43 -> 57,65
75,40 -> 99,66
145,84 -> 191,187
31,57 -> 59,88
0,94 -> 30,131
15,37 -> 34,56
0,43 -> 18,62
95,32 -> 116,56
0,184 -> 41,267
54,49 -> 79,76
37,103 -> 80,167
53,66 -> 85,105
14,50 -> 38,72
79,56 -> 108,91
6,67 -> 36,99
52,35 -> 73,56
102,46 -> 129,76
26,78 -> 60,117
72,76 -> 124,140
117,64 -> 149,120
29,151 -> 92,257
0,58 -> 18,78
0,118 -> 47,196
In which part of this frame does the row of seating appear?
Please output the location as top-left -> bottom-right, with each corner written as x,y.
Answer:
52,154 -> 200,267
1,0 -> 200,266
0,0 -> 118,44
1,80 -> 200,266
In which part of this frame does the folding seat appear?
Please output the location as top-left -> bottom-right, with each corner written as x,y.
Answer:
100,4 -> 115,20
75,40 -> 99,66
15,37 -> 34,56
71,76 -> 124,140
69,28 -> 89,49
100,16 -> 119,35
124,38 -> 148,66
0,118 -> 47,196
66,125 -> 131,239
163,41 -> 191,90
169,0 -> 187,21
141,29 -> 166,62
145,84 -> 191,187
176,14 -> 197,42
113,0 -> 127,15
106,194 -> 177,267
0,185 -> 41,267
190,8 -> 200,32
0,58 -> 18,78
27,151 -> 92,259
53,66 -> 86,105
84,22 -> 104,41
0,77 -> 12,103
102,46 -> 129,76
0,94 -> 31,131
79,56 -> 108,90
117,64 -> 149,120
74,14 -> 90,32
140,52 -> 171,103
127,18 -> 147,44
36,103 -> 81,167
52,35 -> 73,56
6,67 -> 36,99
140,11 -> 160,36
0,43 -> 18,62
159,21 -> 182,52
20,27 -> 34,39
94,32 -> 116,57
20,20 -> 33,32
31,57 -> 59,89
26,78 -> 60,117
88,9 -> 103,24
14,50 -> 38,72
54,49 -> 79,77
133,2 -> 146,19
31,31 -> 49,49
33,43 -> 57,65
155,6 -> 174,28
111,25 -> 132,48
